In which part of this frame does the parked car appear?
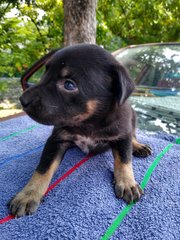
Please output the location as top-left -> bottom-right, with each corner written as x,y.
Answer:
113,43 -> 180,135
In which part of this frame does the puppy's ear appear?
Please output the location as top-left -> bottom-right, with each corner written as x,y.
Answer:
110,64 -> 135,105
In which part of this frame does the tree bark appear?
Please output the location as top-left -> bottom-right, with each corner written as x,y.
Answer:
63,0 -> 97,46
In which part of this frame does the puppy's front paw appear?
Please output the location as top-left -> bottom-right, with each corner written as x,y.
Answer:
114,181 -> 143,204
133,143 -> 152,158
8,190 -> 42,217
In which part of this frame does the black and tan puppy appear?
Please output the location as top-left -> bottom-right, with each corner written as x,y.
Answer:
8,44 -> 152,217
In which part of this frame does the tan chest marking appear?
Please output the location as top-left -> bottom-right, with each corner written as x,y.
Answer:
74,135 -> 98,154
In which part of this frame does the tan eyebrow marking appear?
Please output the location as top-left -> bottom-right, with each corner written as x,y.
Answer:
60,67 -> 70,78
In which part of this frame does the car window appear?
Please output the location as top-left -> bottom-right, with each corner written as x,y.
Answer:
115,45 -> 180,88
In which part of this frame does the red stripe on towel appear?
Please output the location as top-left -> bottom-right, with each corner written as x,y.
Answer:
45,153 -> 93,195
0,153 -> 93,224
0,214 -> 14,224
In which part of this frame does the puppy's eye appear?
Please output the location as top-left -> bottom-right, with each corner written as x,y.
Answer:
64,80 -> 77,91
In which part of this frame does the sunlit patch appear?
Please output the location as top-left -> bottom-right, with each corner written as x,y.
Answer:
154,118 -> 168,132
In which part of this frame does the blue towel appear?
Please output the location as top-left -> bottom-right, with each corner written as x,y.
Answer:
0,116 -> 179,239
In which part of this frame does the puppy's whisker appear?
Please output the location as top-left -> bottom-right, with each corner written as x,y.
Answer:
47,105 -> 58,108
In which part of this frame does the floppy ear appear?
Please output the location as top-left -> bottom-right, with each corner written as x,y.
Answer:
111,63 -> 135,105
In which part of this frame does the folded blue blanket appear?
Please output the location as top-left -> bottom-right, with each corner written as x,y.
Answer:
0,116 -> 179,239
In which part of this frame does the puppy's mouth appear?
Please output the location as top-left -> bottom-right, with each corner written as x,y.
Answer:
25,108 -> 54,126
19,96 -> 52,125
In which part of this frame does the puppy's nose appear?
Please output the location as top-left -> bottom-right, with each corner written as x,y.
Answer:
19,95 -> 33,108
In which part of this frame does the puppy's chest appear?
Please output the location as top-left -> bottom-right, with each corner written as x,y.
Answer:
74,135 -> 99,154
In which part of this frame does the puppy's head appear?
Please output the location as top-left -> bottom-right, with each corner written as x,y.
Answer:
20,44 -> 135,126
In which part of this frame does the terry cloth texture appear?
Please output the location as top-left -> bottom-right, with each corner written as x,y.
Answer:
0,115 -> 179,240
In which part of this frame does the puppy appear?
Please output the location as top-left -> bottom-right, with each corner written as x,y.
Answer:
8,44 -> 152,217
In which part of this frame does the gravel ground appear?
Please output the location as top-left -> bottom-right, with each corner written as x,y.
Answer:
0,78 -> 23,118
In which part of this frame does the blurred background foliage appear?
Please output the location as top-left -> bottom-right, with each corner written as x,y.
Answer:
0,0 -> 179,77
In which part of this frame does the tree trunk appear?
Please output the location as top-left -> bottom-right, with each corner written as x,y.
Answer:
63,0 -> 97,46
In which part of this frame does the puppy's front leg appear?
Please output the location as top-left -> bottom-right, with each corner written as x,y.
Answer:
8,136 -> 71,217
112,137 -> 143,204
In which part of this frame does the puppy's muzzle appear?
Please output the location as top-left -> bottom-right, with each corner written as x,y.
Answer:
20,93 -> 40,109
